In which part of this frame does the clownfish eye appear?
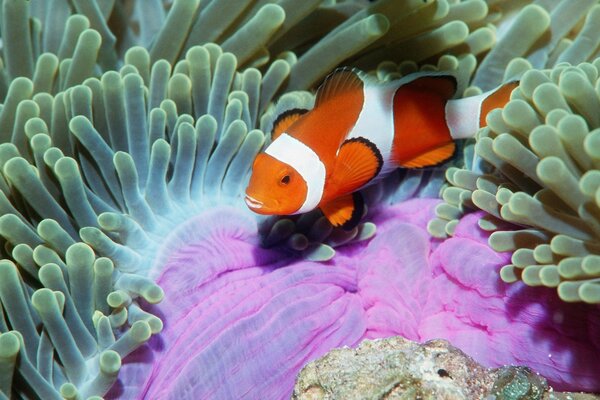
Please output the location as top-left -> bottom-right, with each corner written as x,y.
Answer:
280,175 -> 291,185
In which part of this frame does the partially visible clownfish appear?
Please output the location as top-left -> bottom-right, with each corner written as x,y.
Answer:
245,68 -> 517,229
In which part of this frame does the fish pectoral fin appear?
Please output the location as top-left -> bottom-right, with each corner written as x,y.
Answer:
400,141 -> 456,168
321,192 -> 364,230
271,108 -> 308,140
330,137 -> 383,195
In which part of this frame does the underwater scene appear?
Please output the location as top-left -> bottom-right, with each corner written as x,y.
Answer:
0,0 -> 599,399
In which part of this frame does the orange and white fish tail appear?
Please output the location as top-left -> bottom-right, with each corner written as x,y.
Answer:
445,81 -> 518,140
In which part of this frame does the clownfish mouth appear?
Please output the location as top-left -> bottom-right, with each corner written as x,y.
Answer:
244,195 -> 264,210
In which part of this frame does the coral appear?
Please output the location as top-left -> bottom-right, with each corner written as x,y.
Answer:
292,336 -> 499,400
491,366 -> 546,400
293,337 -> 551,400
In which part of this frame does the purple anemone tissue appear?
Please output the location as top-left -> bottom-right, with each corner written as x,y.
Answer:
123,199 -> 442,399
111,199 -> 600,399
422,211 -> 600,392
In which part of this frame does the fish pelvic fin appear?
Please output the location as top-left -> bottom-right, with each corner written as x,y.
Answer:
321,192 -> 364,230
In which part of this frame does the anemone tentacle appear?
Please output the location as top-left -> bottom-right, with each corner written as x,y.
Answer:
431,60 -> 600,303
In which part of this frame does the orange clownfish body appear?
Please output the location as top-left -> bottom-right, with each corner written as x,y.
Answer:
245,68 -> 517,229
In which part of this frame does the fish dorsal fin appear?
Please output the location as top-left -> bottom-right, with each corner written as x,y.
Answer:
321,192 -> 364,230
271,108 -> 308,140
401,142 -> 455,168
315,68 -> 364,108
329,137 -> 383,195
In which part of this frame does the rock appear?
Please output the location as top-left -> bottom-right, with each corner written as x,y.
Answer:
292,336 -> 600,400
491,366 -> 546,400
292,336 -> 494,400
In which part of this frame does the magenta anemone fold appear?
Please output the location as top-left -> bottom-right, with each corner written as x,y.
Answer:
110,200 -> 600,399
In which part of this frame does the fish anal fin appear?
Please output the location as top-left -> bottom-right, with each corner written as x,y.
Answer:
330,137 -> 383,195
400,142 -> 456,168
271,108 -> 308,140
321,192 -> 363,230
315,68 -> 364,107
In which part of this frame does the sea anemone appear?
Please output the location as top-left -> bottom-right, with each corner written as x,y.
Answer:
430,1 -> 600,304
0,0 -> 599,399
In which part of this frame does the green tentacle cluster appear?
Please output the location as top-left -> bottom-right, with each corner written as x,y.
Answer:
0,0 -> 507,265
0,0 -> 512,95
0,249 -> 159,399
431,60 -> 600,303
0,34 -> 415,393
428,2 -> 600,303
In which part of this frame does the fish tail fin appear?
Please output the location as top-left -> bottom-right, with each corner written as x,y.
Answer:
446,80 -> 519,140
479,80 -> 519,127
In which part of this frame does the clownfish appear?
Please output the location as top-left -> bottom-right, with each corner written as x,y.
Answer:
245,68 -> 517,229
